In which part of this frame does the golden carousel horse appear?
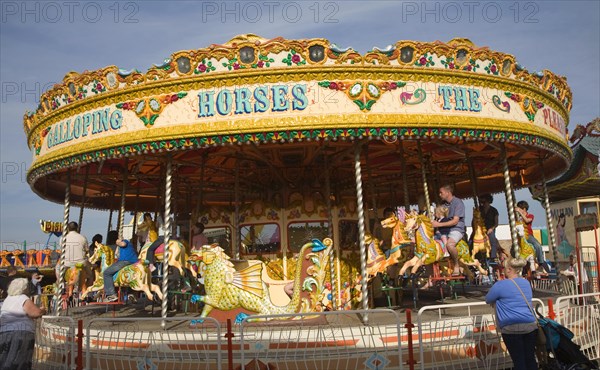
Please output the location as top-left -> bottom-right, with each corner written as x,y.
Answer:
515,221 -> 537,273
471,208 -> 492,260
85,243 -> 162,301
400,212 -> 487,276
366,208 -> 414,277
138,239 -> 189,276
64,263 -> 90,299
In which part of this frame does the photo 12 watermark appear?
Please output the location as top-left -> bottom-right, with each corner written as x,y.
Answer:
1,81 -> 59,104
1,162 -> 28,184
1,1 -> 140,24
199,1 -> 340,24
399,1 -> 540,23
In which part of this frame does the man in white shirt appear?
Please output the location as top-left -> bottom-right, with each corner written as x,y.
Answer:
57,222 -> 93,285
561,254 -> 589,292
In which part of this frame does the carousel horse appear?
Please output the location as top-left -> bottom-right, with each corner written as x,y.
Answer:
84,243 -> 162,301
400,212 -> 487,276
365,234 -> 386,278
365,208 -> 415,278
138,239 -> 191,277
515,221 -> 537,273
471,208 -> 492,260
64,263 -> 90,300
191,239 -> 332,319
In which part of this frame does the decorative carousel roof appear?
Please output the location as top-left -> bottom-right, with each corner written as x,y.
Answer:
22,35 -> 574,211
533,118 -> 600,202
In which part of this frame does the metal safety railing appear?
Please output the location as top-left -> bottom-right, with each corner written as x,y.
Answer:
33,315 -> 76,370
85,316 -> 222,370
555,292 -> 600,362
239,309 -> 405,370
31,292 -> 600,370
416,299 -> 545,370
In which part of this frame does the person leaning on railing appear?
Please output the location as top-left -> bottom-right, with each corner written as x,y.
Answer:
485,258 -> 538,370
0,278 -> 46,369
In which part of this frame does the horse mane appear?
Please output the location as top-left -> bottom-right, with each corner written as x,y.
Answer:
396,207 -> 406,223
416,214 -> 435,236
97,243 -> 115,265
472,208 -> 487,237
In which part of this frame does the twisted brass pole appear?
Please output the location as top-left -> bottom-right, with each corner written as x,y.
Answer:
354,143 -> 369,323
324,153 -> 337,310
501,146 -> 519,256
78,166 -> 89,231
417,140 -> 431,213
118,159 -> 128,239
161,156 -> 173,329
55,171 -> 71,316
540,159 -> 558,264
400,144 -> 410,209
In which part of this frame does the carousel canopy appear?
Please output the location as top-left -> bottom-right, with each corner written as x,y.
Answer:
532,118 -> 600,202
22,35 -> 573,212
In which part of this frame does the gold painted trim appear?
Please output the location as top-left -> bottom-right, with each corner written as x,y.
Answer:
29,114 -> 570,175
27,66 -> 570,147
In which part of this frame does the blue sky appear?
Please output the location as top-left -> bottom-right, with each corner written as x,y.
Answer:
1,1 -> 599,247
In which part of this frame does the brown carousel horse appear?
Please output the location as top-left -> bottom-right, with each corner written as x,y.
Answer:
471,208 -> 492,260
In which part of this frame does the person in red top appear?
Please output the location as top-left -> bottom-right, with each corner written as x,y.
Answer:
515,201 -> 550,273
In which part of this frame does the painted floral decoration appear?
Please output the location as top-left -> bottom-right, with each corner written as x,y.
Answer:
91,80 -> 106,94
252,54 -> 274,69
414,53 -> 435,67
282,50 -> 306,66
194,59 -> 216,74
484,60 -> 499,75
223,58 -> 245,71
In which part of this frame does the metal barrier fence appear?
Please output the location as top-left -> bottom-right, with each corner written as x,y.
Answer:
555,292 -> 600,362
32,293 -> 600,370
531,277 -> 578,295
33,315 -> 76,370
85,316 -> 222,370
416,299 -> 546,370
239,309 -> 405,370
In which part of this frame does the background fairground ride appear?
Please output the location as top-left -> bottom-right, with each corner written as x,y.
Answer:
21,34 -> 576,318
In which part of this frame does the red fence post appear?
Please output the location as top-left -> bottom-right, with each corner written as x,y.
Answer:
76,319 -> 83,370
405,309 -> 416,370
225,319 -> 234,370
547,299 -> 556,320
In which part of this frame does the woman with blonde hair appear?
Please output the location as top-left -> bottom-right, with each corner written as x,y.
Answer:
486,258 -> 538,369
0,278 -> 46,370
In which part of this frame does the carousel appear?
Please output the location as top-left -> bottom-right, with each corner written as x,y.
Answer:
23,35 -> 573,325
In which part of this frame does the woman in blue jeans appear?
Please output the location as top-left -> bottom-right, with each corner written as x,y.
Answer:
486,257 -> 538,370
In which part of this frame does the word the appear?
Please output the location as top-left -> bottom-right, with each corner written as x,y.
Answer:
438,86 -> 482,112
